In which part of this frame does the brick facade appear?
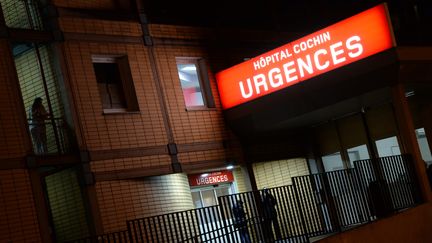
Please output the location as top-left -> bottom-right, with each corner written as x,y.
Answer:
0,1 -> 302,241
0,170 -> 41,243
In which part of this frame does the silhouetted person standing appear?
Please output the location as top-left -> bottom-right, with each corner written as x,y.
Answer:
262,188 -> 282,241
232,200 -> 251,243
29,97 -> 50,154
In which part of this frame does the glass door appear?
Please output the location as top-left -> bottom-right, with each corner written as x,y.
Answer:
191,184 -> 233,209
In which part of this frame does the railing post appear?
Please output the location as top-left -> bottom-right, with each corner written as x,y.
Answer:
352,163 -> 373,222
317,173 -> 341,233
217,196 -> 232,243
292,177 -> 311,242
126,221 -> 134,243
402,154 -> 423,204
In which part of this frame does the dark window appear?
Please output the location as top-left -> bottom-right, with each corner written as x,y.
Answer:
92,55 -> 139,113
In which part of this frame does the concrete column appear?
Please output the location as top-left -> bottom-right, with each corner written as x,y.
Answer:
392,83 -> 432,202
421,105 -> 432,163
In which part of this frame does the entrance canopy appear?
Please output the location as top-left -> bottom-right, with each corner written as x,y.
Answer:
222,51 -> 399,137
215,3 -> 401,137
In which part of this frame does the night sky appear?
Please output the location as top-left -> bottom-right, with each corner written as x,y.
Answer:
142,0 -> 432,44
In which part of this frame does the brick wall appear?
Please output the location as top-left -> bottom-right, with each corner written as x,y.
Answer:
152,44 -> 227,143
253,158 -> 309,189
59,18 -> 142,36
178,149 -> 228,165
59,17 -> 238,163
96,173 -> 194,232
90,155 -> 171,172
62,40 -> 168,151
52,0 -> 117,10
0,40 -> 30,159
233,167 -> 250,193
57,15 -> 245,236
0,169 -> 41,243
149,24 -> 212,40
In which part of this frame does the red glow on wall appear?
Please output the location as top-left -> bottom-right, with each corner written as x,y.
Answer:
216,3 -> 395,109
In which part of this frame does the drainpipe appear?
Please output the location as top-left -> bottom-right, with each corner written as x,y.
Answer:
134,0 -> 181,173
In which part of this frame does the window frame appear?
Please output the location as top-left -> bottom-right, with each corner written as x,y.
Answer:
176,57 -> 215,111
92,54 -> 139,114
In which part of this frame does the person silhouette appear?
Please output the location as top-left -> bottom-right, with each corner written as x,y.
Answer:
262,188 -> 282,241
29,97 -> 50,154
232,200 -> 251,243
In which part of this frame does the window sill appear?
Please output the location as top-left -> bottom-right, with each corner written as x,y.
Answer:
103,108 -> 140,115
185,106 -> 218,112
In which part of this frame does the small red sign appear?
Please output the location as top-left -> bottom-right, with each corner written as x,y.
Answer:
188,170 -> 234,186
216,3 -> 395,109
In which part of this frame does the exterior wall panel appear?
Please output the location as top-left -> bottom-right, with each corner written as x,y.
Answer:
53,0 -> 119,10
62,41 -> 168,151
0,40 -> 30,159
90,155 -> 171,172
0,170 -> 41,243
253,158 -> 309,189
59,18 -> 142,37
95,173 -> 193,232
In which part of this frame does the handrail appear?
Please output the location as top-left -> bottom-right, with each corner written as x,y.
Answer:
27,117 -> 74,155
69,154 -> 421,243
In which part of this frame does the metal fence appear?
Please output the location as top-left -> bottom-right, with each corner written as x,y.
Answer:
354,154 -> 421,217
28,117 -> 76,155
69,154 -> 422,243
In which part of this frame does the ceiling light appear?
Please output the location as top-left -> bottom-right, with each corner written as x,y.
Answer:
226,165 -> 234,170
201,173 -> 209,177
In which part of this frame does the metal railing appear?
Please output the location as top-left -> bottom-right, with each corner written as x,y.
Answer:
354,154 -> 421,217
28,117 -> 76,155
69,154 -> 422,243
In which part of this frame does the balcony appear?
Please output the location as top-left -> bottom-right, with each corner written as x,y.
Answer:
28,117 -> 76,155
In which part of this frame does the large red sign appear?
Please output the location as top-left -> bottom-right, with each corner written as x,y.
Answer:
216,3 -> 395,109
188,170 -> 234,186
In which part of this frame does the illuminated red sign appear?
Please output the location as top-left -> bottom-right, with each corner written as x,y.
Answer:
188,170 -> 234,186
216,3 -> 395,109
